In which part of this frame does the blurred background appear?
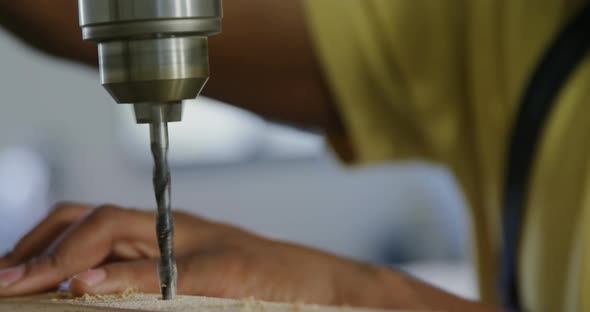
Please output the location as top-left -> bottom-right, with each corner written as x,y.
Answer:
0,28 -> 476,299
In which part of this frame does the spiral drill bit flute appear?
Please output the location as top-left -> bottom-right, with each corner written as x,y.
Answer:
150,105 -> 176,299
78,0 -> 223,300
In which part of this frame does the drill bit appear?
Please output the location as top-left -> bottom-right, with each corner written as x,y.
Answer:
149,104 -> 177,300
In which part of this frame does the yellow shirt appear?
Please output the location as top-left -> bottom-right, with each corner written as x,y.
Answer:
304,1 -> 590,311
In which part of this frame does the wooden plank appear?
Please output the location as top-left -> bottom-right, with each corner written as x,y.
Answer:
0,293 -> 408,312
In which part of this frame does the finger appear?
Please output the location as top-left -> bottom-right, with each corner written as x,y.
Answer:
72,253 -> 237,298
0,205 -> 157,297
0,202 -> 92,268
70,260 -> 160,296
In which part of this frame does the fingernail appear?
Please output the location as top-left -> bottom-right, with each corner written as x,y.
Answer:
0,264 -> 25,288
74,269 -> 106,287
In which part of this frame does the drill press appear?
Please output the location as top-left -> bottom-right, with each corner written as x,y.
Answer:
78,0 -> 223,300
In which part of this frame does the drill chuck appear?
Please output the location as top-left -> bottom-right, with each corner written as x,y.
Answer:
78,0 -> 223,123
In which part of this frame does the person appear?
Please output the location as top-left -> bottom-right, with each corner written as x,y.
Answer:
0,0 -> 588,311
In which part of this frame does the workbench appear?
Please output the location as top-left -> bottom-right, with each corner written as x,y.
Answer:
0,293 -> 411,312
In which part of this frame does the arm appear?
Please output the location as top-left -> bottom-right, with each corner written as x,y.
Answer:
0,0 -> 342,131
0,204 -> 500,311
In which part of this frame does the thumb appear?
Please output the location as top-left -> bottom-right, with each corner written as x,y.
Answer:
70,260 -> 160,296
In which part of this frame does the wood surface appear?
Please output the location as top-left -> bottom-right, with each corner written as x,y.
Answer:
0,293 -> 411,312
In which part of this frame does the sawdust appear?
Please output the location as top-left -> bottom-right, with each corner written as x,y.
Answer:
47,292 -> 279,312
75,288 -> 140,303
41,292 -> 397,312
49,288 -> 139,303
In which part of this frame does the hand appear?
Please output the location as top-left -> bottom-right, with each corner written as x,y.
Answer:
0,203 -> 391,307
